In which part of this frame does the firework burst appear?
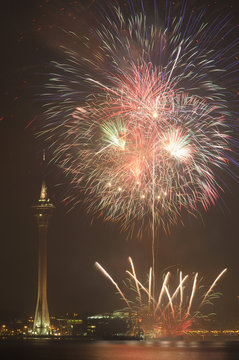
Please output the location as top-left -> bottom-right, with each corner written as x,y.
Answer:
95,258 -> 227,338
42,1 -> 238,236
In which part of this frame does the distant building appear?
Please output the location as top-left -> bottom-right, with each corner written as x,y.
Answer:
87,311 -> 132,339
51,313 -> 84,336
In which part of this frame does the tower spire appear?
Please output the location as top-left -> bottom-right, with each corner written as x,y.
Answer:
40,181 -> 47,201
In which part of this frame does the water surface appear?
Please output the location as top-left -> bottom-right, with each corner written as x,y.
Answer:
1,340 -> 239,360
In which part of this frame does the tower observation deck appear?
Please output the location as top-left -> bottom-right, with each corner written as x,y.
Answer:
33,181 -> 55,335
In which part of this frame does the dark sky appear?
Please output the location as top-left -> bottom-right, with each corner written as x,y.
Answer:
0,0 -> 239,327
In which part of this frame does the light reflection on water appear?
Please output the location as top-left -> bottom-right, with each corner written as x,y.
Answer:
1,340 -> 239,360
82,342 -> 229,360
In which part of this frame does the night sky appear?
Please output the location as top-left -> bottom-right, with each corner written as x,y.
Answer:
1,0 -> 239,327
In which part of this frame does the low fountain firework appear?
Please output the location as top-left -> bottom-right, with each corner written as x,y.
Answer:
95,258 -> 227,338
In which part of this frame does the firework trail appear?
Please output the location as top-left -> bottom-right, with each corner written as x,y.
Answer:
95,258 -> 227,338
42,1 -> 238,237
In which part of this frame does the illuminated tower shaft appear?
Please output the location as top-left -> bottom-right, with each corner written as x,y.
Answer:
33,181 -> 55,335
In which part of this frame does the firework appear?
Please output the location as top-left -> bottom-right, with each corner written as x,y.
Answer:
42,1 -> 238,237
95,258 -> 227,338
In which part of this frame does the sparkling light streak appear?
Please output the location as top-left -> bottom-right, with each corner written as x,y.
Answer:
95,257 -> 227,338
